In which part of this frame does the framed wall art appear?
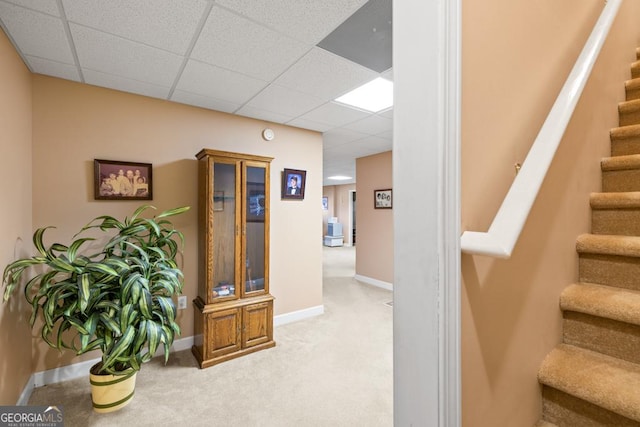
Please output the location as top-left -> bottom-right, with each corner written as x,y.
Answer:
94,159 -> 153,200
281,168 -> 306,200
374,188 -> 392,209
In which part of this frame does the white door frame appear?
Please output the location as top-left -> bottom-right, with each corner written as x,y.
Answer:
393,0 -> 461,425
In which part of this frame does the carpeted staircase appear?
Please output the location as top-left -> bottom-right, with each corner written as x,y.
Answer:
536,48 -> 640,426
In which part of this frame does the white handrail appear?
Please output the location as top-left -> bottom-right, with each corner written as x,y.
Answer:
460,0 -> 622,258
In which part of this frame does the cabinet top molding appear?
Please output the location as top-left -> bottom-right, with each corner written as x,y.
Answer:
196,149 -> 273,163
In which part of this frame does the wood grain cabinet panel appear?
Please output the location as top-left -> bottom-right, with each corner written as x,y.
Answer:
206,307 -> 241,360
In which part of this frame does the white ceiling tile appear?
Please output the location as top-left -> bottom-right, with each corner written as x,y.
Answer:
322,128 -> 368,147
83,69 -> 170,99
322,150 -> 349,163
70,24 -> 183,87
378,107 -> 393,119
352,135 -> 392,153
298,101 -> 369,127
324,176 -> 355,186
176,60 -> 268,105
191,6 -> 309,81
381,67 -> 393,81
342,114 -> 392,135
3,0 -> 59,16
244,84 -> 324,118
323,163 -> 355,180
171,90 -> 240,114
62,0 -> 208,54
376,129 -> 393,139
235,105 -> 293,124
0,2 -> 74,63
275,47 -> 378,101
324,144 -> 369,159
286,117 -> 333,133
26,55 -> 80,81
216,0 -> 368,45
323,158 -> 353,169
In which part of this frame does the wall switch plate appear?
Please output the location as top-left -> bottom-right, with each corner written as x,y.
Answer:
178,295 -> 187,310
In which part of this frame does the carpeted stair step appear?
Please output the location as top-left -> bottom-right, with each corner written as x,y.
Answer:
619,99 -> 640,126
610,124 -> 640,156
538,344 -> 640,425
591,191 -> 640,235
542,387 -> 640,426
601,154 -> 640,192
632,60 -> 640,80
577,234 -> 640,290
560,283 -> 640,364
626,78 -> 640,101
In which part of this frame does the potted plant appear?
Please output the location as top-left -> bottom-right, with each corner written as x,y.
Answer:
2,205 -> 189,412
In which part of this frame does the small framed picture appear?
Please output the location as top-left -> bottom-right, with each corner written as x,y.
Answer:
374,189 -> 392,209
94,159 -> 152,200
282,168 -> 306,200
322,196 -> 329,211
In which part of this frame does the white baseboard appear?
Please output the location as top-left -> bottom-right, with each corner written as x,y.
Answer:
16,308 -> 324,404
17,336 -> 195,405
354,274 -> 393,291
274,305 -> 324,326
16,378 -> 35,406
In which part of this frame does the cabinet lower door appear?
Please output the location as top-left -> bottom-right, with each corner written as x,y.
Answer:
206,307 -> 241,360
242,301 -> 273,348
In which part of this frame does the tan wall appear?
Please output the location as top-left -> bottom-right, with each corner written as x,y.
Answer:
30,76 -> 323,372
461,1 -> 640,425
355,151 -> 393,284
0,29 -> 34,404
322,184 -> 355,243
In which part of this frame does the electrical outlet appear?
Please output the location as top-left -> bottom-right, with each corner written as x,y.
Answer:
178,295 -> 187,310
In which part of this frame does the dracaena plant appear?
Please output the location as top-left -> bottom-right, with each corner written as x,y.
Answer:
2,205 -> 190,375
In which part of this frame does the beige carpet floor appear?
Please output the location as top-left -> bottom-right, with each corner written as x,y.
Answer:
28,245 -> 393,426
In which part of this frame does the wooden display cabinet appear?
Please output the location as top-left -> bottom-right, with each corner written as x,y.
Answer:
192,149 -> 275,368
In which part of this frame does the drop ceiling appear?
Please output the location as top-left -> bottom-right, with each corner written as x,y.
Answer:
0,0 -> 393,185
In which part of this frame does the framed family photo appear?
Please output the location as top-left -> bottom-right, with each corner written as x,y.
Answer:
282,168 -> 306,200
94,159 -> 153,200
374,188 -> 392,209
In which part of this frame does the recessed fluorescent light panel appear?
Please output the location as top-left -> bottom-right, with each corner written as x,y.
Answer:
335,77 -> 393,113
328,175 -> 353,181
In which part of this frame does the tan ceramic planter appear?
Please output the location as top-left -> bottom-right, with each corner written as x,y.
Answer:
89,364 -> 137,413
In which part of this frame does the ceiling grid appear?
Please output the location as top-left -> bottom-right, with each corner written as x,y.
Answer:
0,0 -> 393,184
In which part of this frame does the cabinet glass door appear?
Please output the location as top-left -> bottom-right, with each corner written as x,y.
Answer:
211,161 -> 237,299
244,164 -> 267,295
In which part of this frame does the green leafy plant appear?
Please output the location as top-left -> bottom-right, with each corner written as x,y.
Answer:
2,205 -> 190,375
